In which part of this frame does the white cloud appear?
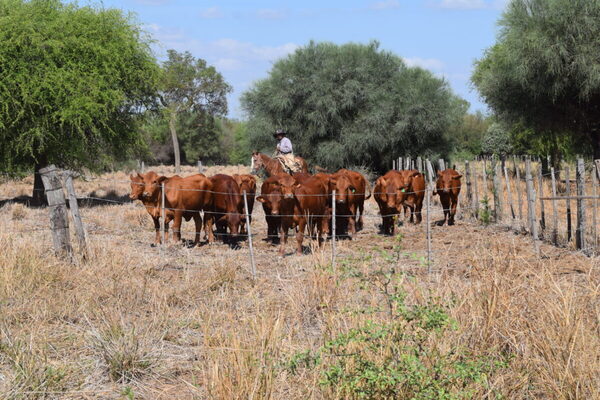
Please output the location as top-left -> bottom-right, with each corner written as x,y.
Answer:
200,6 -> 224,19
403,57 -> 445,71
437,0 -> 486,9
370,0 -> 401,10
256,8 -> 287,20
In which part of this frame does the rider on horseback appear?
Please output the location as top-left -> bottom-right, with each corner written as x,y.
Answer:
273,129 -> 301,173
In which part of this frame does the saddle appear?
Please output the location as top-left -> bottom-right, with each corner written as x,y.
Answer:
276,153 -> 302,174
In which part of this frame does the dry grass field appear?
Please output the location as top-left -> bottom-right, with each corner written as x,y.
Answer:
0,165 -> 599,399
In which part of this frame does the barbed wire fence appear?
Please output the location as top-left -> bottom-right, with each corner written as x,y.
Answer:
2,155 -> 599,278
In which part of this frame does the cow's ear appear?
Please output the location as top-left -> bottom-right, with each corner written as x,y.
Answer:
256,196 -> 266,203
453,174 -> 463,179
378,177 -> 386,186
410,171 -> 420,178
130,173 -> 136,180
157,176 -> 169,184
137,172 -> 143,179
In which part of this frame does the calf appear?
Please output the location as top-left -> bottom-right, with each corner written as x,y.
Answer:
208,174 -> 242,242
130,171 -> 168,246
374,170 -> 404,235
232,174 -> 257,235
133,172 -> 213,245
294,176 -> 330,254
434,169 -> 462,226
395,170 -> 426,224
330,169 -> 370,236
256,174 -> 297,254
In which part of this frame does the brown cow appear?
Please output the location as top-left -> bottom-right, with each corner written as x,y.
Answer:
130,171 -> 167,246
256,174 -> 298,254
132,172 -> 213,245
373,170 -> 404,235
434,169 -> 462,226
232,174 -> 257,235
330,169 -> 370,236
395,170 -> 426,224
294,176 -> 330,254
208,174 -> 242,242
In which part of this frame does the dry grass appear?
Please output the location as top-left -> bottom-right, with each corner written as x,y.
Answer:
0,166 -> 598,399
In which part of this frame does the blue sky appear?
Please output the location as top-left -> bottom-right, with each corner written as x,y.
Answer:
101,0 -> 508,118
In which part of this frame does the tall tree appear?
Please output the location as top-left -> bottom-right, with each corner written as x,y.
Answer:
159,50 -> 231,172
472,0 -> 600,160
0,0 -> 160,204
242,41 -> 464,173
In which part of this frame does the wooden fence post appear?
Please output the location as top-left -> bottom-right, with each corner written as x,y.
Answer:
504,165 -> 515,221
426,181 -> 432,272
492,159 -> 503,222
576,158 -> 586,252
565,166 -> 572,243
417,156 -> 423,173
331,189 -> 336,269
405,157 -> 411,170
398,157 -> 402,170
593,161 -> 600,251
63,171 -> 87,258
141,161 -> 145,173
160,182 -> 166,253
472,160 -> 480,219
243,191 -> 256,280
514,157 -> 524,230
550,167 -> 559,246
525,159 -> 540,256
465,161 -> 473,219
393,159 -> 396,170
537,166 -> 546,236
197,160 -> 204,174
39,165 -> 72,259
425,159 -> 435,189
438,159 -> 445,171
482,158 -> 488,198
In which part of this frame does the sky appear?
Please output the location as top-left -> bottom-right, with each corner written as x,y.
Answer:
100,0 -> 509,119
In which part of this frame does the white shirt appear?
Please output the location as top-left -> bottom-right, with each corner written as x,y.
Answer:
277,137 -> 293,154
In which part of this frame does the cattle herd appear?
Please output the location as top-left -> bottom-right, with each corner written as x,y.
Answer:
129,162 -> 462,255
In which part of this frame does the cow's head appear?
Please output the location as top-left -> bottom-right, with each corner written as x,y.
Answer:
383,176 -> 403,210
375,177 -> 388,204
129,172 -> 145,200
141,171 -> 167,201
234,174 -> 257,194
251,152 -> 263,174
396,171 -> 421,206
436,170 -> 462,195
256,175 -> 296,215
330,174 -> 355,205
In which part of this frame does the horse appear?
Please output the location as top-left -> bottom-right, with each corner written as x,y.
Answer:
250,152 -> 309,176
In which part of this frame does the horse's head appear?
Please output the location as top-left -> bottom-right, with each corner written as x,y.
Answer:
251,152 -> 264,173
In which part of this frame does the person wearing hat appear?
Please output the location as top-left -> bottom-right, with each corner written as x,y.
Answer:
273,129 -> 300,173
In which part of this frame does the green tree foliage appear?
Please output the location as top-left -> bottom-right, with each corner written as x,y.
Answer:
159,50 -> 232,172
472,0 -> 600,160
481,122 -> 513,156
242,41 -> 465,173
448,108 -> 491,160
0,0 -> 160,202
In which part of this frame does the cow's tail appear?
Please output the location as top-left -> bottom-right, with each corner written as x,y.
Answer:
364,181 -> 372,200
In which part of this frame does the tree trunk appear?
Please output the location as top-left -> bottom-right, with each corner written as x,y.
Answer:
169,110 -> 181,173
32,157 -> 48,206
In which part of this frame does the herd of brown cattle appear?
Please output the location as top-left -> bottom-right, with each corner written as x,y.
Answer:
129,166 -> 462,255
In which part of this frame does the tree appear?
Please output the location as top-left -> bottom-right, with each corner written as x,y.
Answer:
242,41 -> 465,173
472,0 -> 600,161
448,108 -> 491,160
481,122 -> 513,157
159,50 -> 231,172
0,0 -> 160,204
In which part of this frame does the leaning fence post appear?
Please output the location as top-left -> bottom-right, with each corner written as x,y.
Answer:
465,161 -> 473,219
243,191 -> 256,280
39,165 -> 72,259
63,171 -> 87,258
550,167 -> 559,246
160,182 -> 166,253
537,165 -> 546,236
482,158 -> 488,200
514,157 -> 524,230
504,165 -> 515,223
525,159 -> 540,256
565,166 -> 572,243
576,158 -> 586,252
331,189 -> 336,269
472,160 -> 480,219
492,159 -> 503,222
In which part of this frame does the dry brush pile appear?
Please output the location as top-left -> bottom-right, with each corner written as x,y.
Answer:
0,166 -> 598,399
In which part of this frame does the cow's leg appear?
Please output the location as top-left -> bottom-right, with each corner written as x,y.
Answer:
193,213 -> 202,245
152,216 -> 161,246
415,198 -> 424,224
347,204 -> 357,237
204,212 -> 215,243
279,224 -> 288,256
356,201 -> 364,231
296,217 -> 306,255
171,211 -> 183,243
437,195 -> 449,226
448,196 -> 457,226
